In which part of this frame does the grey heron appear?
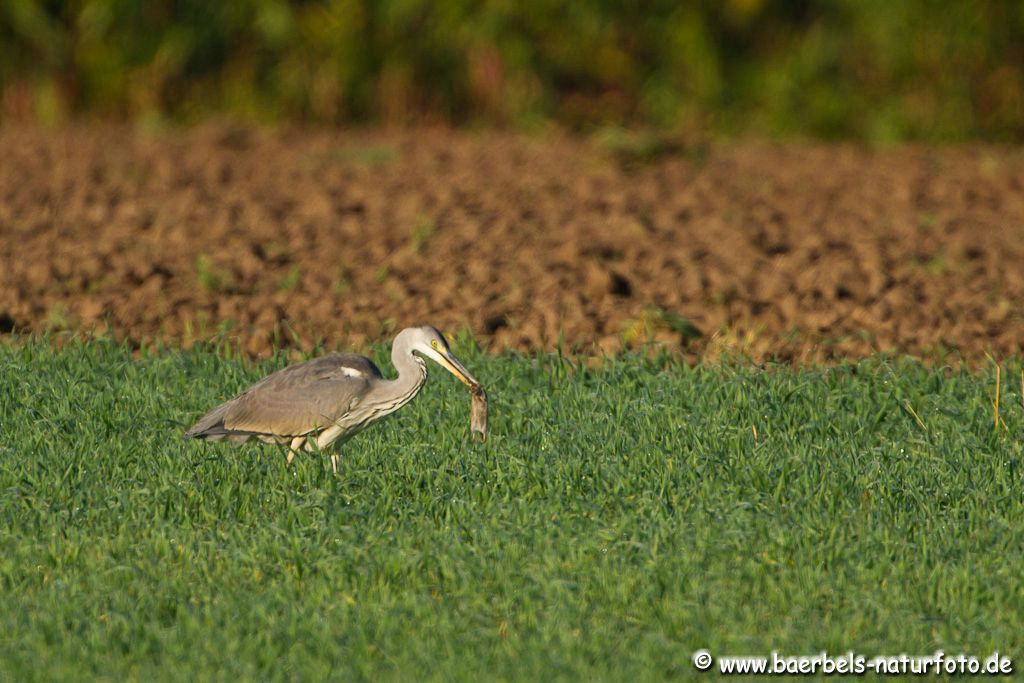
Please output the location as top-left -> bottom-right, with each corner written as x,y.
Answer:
183,325 -> 481,473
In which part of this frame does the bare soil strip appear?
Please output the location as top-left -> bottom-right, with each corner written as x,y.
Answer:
2,125 -> 1022,361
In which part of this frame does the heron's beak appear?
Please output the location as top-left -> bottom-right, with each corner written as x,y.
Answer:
434,349 -> 480,388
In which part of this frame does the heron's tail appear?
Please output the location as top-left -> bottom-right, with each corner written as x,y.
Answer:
183,403 -> 233,439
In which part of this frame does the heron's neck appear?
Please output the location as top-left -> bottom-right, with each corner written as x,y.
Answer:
379,347 -> 428,410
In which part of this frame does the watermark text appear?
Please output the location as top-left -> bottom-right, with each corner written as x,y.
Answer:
692,649 -> 1013,676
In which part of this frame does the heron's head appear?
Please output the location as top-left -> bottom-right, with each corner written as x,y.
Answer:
402,325 -> 480,388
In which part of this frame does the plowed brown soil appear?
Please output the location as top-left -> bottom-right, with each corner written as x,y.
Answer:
2,125 -> 1023,362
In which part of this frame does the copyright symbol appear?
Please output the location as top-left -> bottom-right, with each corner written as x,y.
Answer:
692,649 -> 713,671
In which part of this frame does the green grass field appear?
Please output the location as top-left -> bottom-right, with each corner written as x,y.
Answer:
1,340 -> 1022,680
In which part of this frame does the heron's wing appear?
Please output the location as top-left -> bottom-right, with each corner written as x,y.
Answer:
184,354 -> 382,440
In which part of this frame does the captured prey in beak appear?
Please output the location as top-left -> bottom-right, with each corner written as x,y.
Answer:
415,327 -> 488,440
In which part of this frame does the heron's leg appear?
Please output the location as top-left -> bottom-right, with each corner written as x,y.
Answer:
287,436 -> 305,466
315,425 -> 344,474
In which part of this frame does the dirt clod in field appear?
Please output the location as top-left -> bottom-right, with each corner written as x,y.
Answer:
2,125 -> 1023,362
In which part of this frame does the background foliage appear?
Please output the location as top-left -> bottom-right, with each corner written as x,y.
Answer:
1,0 -> 1022,141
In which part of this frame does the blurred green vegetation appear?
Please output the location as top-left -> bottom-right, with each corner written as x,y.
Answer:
1,0 -> 1022,141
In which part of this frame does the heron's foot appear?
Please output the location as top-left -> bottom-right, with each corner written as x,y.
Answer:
330,453 -> 339,474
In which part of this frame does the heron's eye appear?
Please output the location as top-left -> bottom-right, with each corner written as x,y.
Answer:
431,340 -> 439,349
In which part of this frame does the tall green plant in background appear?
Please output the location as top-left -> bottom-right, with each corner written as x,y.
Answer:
1,0 -> 1021,141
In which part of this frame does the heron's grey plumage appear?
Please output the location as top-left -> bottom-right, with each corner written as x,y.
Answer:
183,326 -> 479,472
183,353 -> 384,443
